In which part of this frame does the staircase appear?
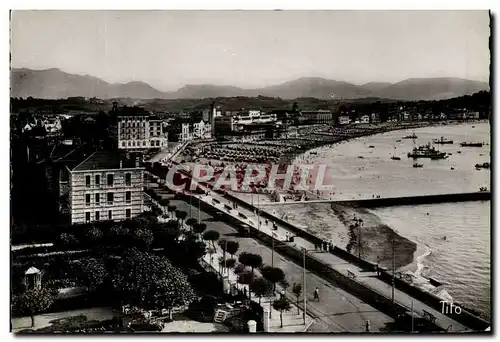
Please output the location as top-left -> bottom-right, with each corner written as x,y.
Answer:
213,309 -> 227,323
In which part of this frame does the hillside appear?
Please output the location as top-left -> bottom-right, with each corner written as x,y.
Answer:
10,68 -> 489,101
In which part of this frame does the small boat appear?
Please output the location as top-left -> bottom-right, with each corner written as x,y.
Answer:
457,151 -> 462,154
450,167 -> 455,170
368,145 -> 375,148
396,139 -> 402,142
460,142 -> 483,147
479,186 -> 488,192
448,153 -> 453,156
402,132 -> 418,139
433,136 -> 454,144
413,163 -> 423,168
430,154 -> 448,160
391,156 -> 401,161
358,156 -> 364,159
472,125 -> 475,128
475,162 -> 490,169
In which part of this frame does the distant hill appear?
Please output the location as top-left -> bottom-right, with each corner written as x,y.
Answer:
10,68 -> 489,101
10,68 -> 164,99
360,82 -> 393,93
376,77 -> 490,101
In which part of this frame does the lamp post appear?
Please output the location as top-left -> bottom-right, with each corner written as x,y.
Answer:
271,232 -> 276,268
392,239 -> 395,304
222,239 -> 228,274
411,300 -> 414,332
198,192 -> 201,222
301,247 -> 307,325
189,193 -> 192,219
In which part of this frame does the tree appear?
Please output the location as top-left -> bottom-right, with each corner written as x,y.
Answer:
167,205 -> 177,219
58,232 -> 78,247
202,230 -> 220,249
176,210 -> 187,226
225,258 -> 236,270
15,288 -> 54,327
78,257 -> 108,292
233,263 -> 246,275
111,249 -> 196,319
85,226 -> 103,244
273,297 -> 292,328
131,229 -> 154,251
237,271 -> 255,300
225,241 -> 239,258
158,198 -> 170,208
185,218 -> 198,231
279,279 -> 290,294
192,222 -> 207,239
260,266 -> 285,292
218,239 -> 228,253
250,277 -> 273,304
292,283 -> 302,315
238,252 -> 263,274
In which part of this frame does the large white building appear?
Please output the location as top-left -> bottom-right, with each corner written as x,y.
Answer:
66,150 -> 145,224
112,105 -> 169,150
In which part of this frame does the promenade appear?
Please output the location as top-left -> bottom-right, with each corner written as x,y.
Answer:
188,189 -> 469,332
148,165 -> 472,332
166,196 -> 393,332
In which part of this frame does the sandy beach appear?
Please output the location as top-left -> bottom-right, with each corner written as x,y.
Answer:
331,204 -> 417,270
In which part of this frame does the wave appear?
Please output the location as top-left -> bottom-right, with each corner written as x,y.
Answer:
404,244 -> 454,303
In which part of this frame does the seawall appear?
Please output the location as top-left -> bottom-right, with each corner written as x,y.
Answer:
219,190 -> 489,331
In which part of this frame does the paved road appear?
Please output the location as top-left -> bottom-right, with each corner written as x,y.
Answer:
169,199 -> 394,333
193,188 -> 471,332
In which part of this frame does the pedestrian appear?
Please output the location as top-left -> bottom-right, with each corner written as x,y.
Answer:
313,287 -> 320,302
280,289 -> 285,299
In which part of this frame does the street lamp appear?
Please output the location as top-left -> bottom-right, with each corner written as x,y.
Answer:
392,239 -> 395,304
271,231 -> 277,268
189,193 -> 192,219
198,191 -> 201,222
300,247 -> 307,325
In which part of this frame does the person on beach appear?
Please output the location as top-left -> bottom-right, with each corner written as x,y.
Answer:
313,287 -> 320,302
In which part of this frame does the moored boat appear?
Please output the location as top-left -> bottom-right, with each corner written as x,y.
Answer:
433,136 -> 454,144
413,163 -> 423,168
407,143 -> 447,159
391,156 -> 401,161
475,162 -> 490,169
460,142 -> 483,147
402,132 -> 418,139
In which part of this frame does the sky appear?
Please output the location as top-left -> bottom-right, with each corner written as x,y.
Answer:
10,10 -> 491,91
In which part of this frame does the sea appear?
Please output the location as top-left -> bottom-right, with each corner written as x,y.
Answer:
283,121 -> 491,319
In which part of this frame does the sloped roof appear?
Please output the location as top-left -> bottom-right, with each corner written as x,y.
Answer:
72,150 -> 140,172
25,267 -> 40,275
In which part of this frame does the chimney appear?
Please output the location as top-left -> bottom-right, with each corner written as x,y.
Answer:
120,160 -> 123,169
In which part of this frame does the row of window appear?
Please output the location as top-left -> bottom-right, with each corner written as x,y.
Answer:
121,140 -> 161,147
85,173 -> 132,187
85,209 -> 131,222
85,191 -> 133,205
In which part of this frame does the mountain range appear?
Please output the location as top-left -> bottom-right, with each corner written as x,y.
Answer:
11,68 -> 489,101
